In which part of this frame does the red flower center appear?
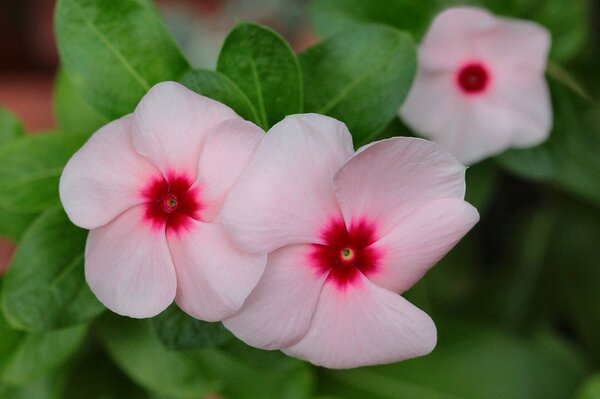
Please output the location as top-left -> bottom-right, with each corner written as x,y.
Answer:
310,218 -> 381,290
142,172 -> 201,234
457,63 -> 489,94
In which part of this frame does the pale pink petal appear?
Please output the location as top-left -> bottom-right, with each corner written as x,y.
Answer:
493,76 -> 552,147
60,115 -> 160,230
399,71 -> 461,136
334,137 -> 466,237
224,245 -> 327,349
196,119 -> 264,222
283,275 -> 436,369
169,220 -> 266,322
221,114 -> 354,253
419,7 -> 496,71
369,198 -> 478,293
132,82 -> 240,178
476,16 -> 551,74
85,206 -> 176,318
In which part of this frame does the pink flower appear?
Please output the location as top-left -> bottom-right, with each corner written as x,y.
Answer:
400,7 -> 552,165
220,114 -> 479,368
59,82 -> 266,320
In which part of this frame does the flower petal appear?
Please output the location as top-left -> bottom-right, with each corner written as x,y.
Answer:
221,114 -> 354,253
369,198 -> 479,293
419,7 -> 496,71
60,115 -> 160,230
169,220 -> 266,322
283,274 -> 436,369
223,245 -> 327,349
85,206 -> 176,318
334,137 -> 466,237
132,82 -> 240,178
196,119 -> 264,222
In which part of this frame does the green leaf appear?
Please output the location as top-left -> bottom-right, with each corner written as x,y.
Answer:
496,82 -> 600,206
299,24 -> 416,144
180,69 -> 261,127
0,110 -> 37,240
319,320 -> 588,399
1,324 -> 88,384
55,0 -> 190,119
97,315 -> 219,399
152,304 -> 233,351
53,69 -> 109,135
192,337 -> 315,399
0,372 -> 67,399
464,161 -> 499,213
217,22 -> 303,130
310,0 -> 438,40
2,205 -> 104,332
0,133 -> 88,213
0,108 -> 24,144
575,374 -> 600,399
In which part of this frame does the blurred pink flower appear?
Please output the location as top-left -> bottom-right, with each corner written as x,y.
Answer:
60,82 -> 266,320
400,7 -> 552,165
221,114 -> 479,368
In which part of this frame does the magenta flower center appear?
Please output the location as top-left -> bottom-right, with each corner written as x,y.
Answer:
310,219 -> 380,289
457,63 -> 489,94
142,173 -> 201,233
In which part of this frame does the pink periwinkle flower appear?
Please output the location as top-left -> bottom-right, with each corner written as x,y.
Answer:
220,114 -> 479,368
59,82 -> 266,320
400,7 -> 552,165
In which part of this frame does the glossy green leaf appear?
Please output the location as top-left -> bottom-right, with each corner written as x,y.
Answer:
2,205 -> 104,331
152,304 -> 233,351
53,69 -> 108,135
217,22 -> 303,130
180,69 -> 261,127
310,0 -> 438,39
55,0 -> 190,119
97,315 -> 219,399
1,324 -> 88,384
0,133 -> 88,213
0,109 -> 38,240
300,25 -> 416,144
319,321 -> 588,399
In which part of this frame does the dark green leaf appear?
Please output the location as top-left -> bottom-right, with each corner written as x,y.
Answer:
0,133 -> 88,213
152,304 -> 233,351
2,205 -> 104,331
180,69 -> 261,127
53,69 -> 109,135
55,0 -> 190,119
319,320 -> 588,399
310,0 -> 438,40
97,315 -> 219,399
1,324 -> 88,384
464,161 -> 499,213
194,337 -> 315,399
217,22 -> 303,129
299,24 -> 416,144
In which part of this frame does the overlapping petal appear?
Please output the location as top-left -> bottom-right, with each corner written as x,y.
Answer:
132,82 -> 240,178
169,220 -> 266,322
283,274 -> 437,369
334,137 -> 466,237
224,245 -> 328,349
196,119 -> 264,222
221,114 -> 354,253
60,115 -> 160,230
85,206 -> 176,318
